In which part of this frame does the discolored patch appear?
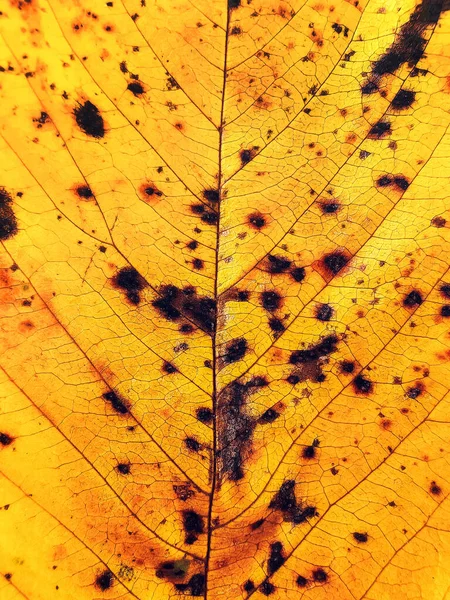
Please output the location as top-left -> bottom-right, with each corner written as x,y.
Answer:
173,483 -> 195,501
266,255 -> 291,274
0,433 -> 13,446
403,290 -> 423,308
239,146 -> 258,165
156,558 -> 190,581
268,317 -> 285,334
269,480 -> 317,524
291,266 -> 306,282
368,120 -> 391,139
0,188 -> 18,241
75,185 -> 94,199
182,510 -> 204,544
430,481 -> 442,495
102,390 -> 129,414
391,89 -> 415,109
73,101 -> 105,138
196,407 -> 213,424
243,580 -> 255,592
112,266 -> 147,305
175,573 -> 205,596
268,541 -> 285,575
289,334 -> 339,383
340,360 -> 355,373
95,570 -> 114,591
190,203 -> 218,225
127,81 -> 145,96
152,285 -> 216,333
222,337 -> 248,364
302,438 -> 319,459
315,303 -> 333,321
260,581 -> 275,595
116,462 -> 130,475
259,408 -> 279,424
261,290 -> 282,311
353,373 -> 373,395
312,568 -> 328,583
203,189 -> 219,203
320,251 -> 349,276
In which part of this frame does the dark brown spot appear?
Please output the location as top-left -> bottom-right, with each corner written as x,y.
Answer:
102,390 -> 129,414
175,574 -> 205,596
391,89 -> 415,109
239,147 -> 258,165
95,570 -> 114,591
74,101 -> 105,138
76,185 -> 93,199
312,568 -> 328,583
267,255 -> 291,274
163,362 -> 177,374
268,542 -> 285,575
353,532 -> 368,543
223,338 -> 248,364
315,303 -> 333,321
196,407 -> 213,424
291,266 -> 306,282
127,81 -> 144,96
185,437 -> 200,452
243,580 -> 255,592
261,290 -> 282,311
117,462 -> 130,475
0,188 -> 18,241
269,317 -> 285,334
260,581 -> 275,596
403,290 -> 423,308
112,266 -> 147,305
321,251 -> 349,276
353,374 -> 373,395
441,305 -> 450,317
247,212 -> 266,229
430,481 -> 442,496
368,120 -> 391,138
0,433 -> 13,446
269,480 -> 317,524
296,575 -> 308,587
203,189 -> 219,203
340,360 -> 355,373
250,518 -> 265,530
182,510 -> 204,545
302,438 -> 319,459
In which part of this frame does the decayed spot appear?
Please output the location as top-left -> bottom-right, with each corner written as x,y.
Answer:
269,480 -> 317,524
353,531 -> 368,543
174,574 -> 205,596
127,81 -> 145,96
102,390 -> 129,414
289,334 -> 339,383
0,433 -> 14,446
302,438 -> 319,459
152,285 -> 216,333
190,203 -> 218,225
368,120 -> 391,139
391,89 -> 416,109
247,212 -> 267,229
222,337 -> 248,364
403,290 -> 423,308
0,188 -> 18,241
320,251 -> 349,277
315,303 -> 333,321
353,373 -> 373,395
239,146 -> 258,165
260,581 -> 275,595
112,266 -> 147,305
312,568 -> 328,583
116,462 -> 130,475
182,510 -> 204,545
156,558 -> 190,581
267,541 -> 285,575
266,255 -> 291,274
75,185 -> 94,199
95,570 -> 114,591
196,407 -> 213,424
203,189 -> 219,203
73,101 -> 105,138
261,290 -> 282,311
296,575 -> 308,587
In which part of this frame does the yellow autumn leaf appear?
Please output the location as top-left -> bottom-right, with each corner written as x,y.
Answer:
1,0 -> 450,598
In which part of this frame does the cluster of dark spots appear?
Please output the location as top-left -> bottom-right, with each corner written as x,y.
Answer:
239,146 -> 258,165
73,101 -> 105,138
112,266 -> 147,305
0,188 -> 18,241
95,570 -> 114,591
441,305 -> 450,317
243,580 -> 255,592
0,433 -> 13,446
302,438 -> 319,459
260,582 -> 275,596
259,408 -> 279,423
142,184 -> 163,200
296,575 -> 308,587
261,290 -> 282,311
33,111 -> 49,128
75,185 -> 93,199
190,203 -> 218,225
247,212 -> 267,230
196,407 -> 213,423
127,81 -> 145,96
353,373 -> 373,395
403,290 -> 423,308
246,375 -> 268,388
391,89 -> 416,109
222,337 -> 248,364
269,480 -> 317,524
340,360 -> 355,373
102,390 -> 129,414
353,531 -> 368,543
368,120 -> 391,139
217,381 -> 257,481
320,200 -> 340,213
250,518 -> 265,530
184,437 -> 201,452
269,317 -> 285,335
312,568 -> 328,583
155,558 -> 189,580
175,573 -> 205,596
182,510 -> 204,545
321,251 -> 349,276
361,80 -> 379,95
203,189 -> 219,203
173,483 -> 195,501
152,285 -> 216,333
430,481 -> 442,495
116,462 -> 130,475
163,361 -> 177,374
315,303 -> 333,321
268,541 -> 285,575
267,254 -> 291,274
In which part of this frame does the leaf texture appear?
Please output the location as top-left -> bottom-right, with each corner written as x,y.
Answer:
1,0 -> 450,598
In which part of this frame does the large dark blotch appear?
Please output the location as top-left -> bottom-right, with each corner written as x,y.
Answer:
182,510 -> 204,545
223,338 -> 248,364
268,541 -> 285,575
269,480 -> 317,524
321,251 -> 349,276
175,574 -> 205,596
0,433 -> 13,446
368,120 -> 391,139
391,89 -> 415,109
403,289 -> 423,308
112,266 -> 147,305
102,390 -> 129,414
73,101 -> 105,138
0,189 -> 18,241
288,334 -> 339,383
95,570 -> 114,591
152,284 -> 216,333
260,581 -> 275,596
261,290 -> 282,311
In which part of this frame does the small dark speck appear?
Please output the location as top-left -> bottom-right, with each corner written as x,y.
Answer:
430,481 -> 442,496
353,531 -> 368,543
117,462 -> 130,475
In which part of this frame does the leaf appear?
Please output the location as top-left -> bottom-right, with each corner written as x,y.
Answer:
1,0 -> 450,598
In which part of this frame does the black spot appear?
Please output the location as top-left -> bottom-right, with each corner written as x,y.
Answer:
260,408 -> 279,424
192,258 -> 204,270
175,574 -> 205,596
440,284 -> 450,298
353,374 -> 373,395
112,266 -> 146,305
247,376 -> 268,388
250,518 -> 265,530
119,61 -> 128,73
393,176 -> 410,190
361,80 -> 378,94
340,360 -> 355,373
127,81 -> 144,96
315,303 -> 333,321
182,510 -> 204,545
287,374 -> 300,385
228,0 -> 241,8
377,175 -> 393,187
187,240 -> 198,250
248,212 -> 266,229
0,433 -> 13,446
368,120 -> 391,138
441,305 -> 450,317
430,481 -> 442,496
269,480 -> 317,524
223,338 -> 248,364
152,285 -> 181,321
203,189 -> 219,203
117,462 -> 130,475
312,568 -> 328,583
322,251 -> 349,275
260,581 -> 275,596
353,532 -> 368,543
201,210 -> 218,225
268,541 -> 285,575
180,324 -> 194,334
237,290 -> 250,301
95,570 -> 114,591
243,580 -> 255,592
152,285 -> 216,333
290,335 -> 338,366
320,201 -> 340,213
144,186 -> 163,197
102,391 -> 129,414
33,111 -> 49,126
302,438 -> 319,459
296,575 -> 308,587
76,185 -> 93,199
406,384 -> 423,399
267,255 -> 291,274
403,290 -> 423,308
231,26 -> 242,35
74,101 -> 105,138
0,189 -> 18,241
196,407 -> 213,424
391,89 -> 415,109
291,266 -> 306,282
269,317 -> 285,334
185,437 -> 200,452
240,147 -> 257,165
163,362 -> 177,374
261,290 -> 282,311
